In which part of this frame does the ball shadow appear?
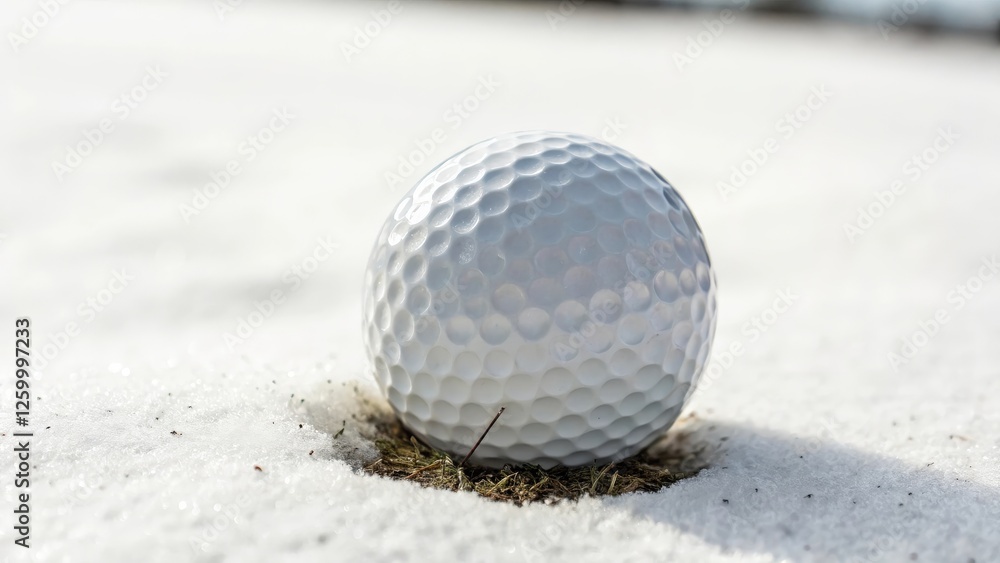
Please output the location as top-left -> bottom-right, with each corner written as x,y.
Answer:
609,419 -> 1000,561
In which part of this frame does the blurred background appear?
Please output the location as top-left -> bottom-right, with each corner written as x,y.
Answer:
4,0 -> 998,378
2,1 -> 1000,560
637,0 -> 1000,34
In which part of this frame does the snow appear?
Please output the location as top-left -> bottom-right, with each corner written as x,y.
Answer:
2,0 -> 1000,561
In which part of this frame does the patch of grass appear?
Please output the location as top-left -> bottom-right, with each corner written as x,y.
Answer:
361,413 -> 708,505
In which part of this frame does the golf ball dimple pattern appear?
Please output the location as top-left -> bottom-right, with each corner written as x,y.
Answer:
363,131 -> 717,469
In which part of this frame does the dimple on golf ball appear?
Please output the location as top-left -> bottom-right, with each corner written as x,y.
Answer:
363,131 -> 717,468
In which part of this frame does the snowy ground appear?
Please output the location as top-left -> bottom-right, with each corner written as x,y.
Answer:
2,0 -> 1000,561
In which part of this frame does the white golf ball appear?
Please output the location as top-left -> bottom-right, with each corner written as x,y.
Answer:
363,131 -> 717,468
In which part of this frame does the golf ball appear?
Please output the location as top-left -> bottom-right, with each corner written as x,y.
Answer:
363,131 -> 716,468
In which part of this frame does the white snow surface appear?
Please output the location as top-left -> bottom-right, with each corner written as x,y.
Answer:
2,1 -> 1000,562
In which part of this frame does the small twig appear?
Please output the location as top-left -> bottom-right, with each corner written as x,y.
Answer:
459,407 -> 505,468
608,472 -> 619,495
404,460 -> 442,480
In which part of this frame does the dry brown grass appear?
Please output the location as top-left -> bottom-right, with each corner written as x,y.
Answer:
361,412 -> 708,505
